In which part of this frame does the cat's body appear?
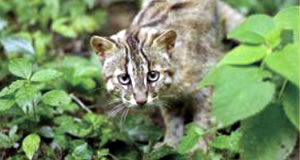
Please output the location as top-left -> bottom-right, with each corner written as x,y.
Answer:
91,0 -> 244,149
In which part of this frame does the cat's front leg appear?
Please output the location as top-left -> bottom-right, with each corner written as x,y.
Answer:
157,106 -> 185,148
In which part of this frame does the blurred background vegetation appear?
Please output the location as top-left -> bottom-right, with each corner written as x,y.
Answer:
0,0 -> 298,159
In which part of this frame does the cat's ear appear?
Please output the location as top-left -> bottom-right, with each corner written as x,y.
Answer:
90,36 -> 117,60
153,30 -> 177,53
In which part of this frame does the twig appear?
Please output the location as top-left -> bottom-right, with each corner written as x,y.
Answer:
70,93 -> 92,113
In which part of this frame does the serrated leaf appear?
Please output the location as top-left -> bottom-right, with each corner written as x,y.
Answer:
177,123 -> 204,154
265,44 -> 299,88
274,6 -> 299,41
31,69 -> 61,82
15,84 -> 36,113
283,84 -> 299,130
219,45 -> 267,66
22,134 -> 41,160
0,36 -> 35,55
0,80 -> 25,97
228,15 -> 276,43
240,104 -> 298,160
9,59 -> 32,79
199,66 -> 275,127
0,99 -> 15,111
42,90 -> 71,106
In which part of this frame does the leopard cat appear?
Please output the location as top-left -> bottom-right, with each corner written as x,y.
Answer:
90,0 -> 244,150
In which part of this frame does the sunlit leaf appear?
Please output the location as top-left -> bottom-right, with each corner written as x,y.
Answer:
31,69 -> 61,82
42,90 -> 71,106
1,36 -> 35,55
199,66 -> 275,127
22,134 -> 41,160
9,59 -> 32,79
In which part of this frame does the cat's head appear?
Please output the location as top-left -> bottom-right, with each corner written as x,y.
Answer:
90,29 -> 177,106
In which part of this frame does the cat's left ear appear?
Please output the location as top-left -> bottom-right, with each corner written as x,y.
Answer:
90,36 -> 117,60
153,30 -> 177,53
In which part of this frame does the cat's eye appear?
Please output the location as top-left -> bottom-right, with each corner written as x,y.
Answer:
147,71 -> 160,82
118,74 -> 131,85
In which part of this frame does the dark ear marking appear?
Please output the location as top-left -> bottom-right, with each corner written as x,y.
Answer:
90,36 -> 116,60
153,30 -> 177,53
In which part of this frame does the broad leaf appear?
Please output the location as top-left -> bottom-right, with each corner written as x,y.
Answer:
31,69 -> 61,82
240,104 -> 298,160
265,44 -> 299,88
283,84 -> 299,130
0,80 -> 25,97
42,90 -> 71,106
274,6 -> 299,41
22,134 -> 41,160
219,45 -> 267,66
0,36 -> 35,55
199,66 -> 275,127
228,15 -> 276,44
9,59 -> 32,79
0,99 -> 14,111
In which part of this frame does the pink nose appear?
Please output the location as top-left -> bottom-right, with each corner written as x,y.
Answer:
136,99 -> 147,105
134,93 -> 147,105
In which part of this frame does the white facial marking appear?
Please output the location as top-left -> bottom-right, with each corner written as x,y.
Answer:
127,62 -> 136,88
106,80 -> 114,92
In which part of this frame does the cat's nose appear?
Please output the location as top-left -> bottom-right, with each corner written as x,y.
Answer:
134,93 -> 147,105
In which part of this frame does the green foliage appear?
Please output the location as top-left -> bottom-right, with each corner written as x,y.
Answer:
22,134 -> 41,160
200,6 -> 299,160
239,104 -> 298,160
0,0 -> 298,160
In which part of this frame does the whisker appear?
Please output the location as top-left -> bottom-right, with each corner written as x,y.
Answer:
120,107 -> 130,127
108,103 -> 125,117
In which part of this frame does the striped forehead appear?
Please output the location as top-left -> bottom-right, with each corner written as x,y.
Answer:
123,33 -> 149,87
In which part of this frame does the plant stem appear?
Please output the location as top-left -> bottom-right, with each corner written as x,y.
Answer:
70,93 -> 92,113
278,80 -> 288,101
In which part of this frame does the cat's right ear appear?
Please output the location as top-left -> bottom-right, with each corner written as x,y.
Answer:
90,36 -> 117,60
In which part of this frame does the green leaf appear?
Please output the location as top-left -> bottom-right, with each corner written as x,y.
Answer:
22,134 -> 41,160
51,18 -> 77,38
265,44 -> 299,88
0,36 -> 35,55
31,69 -> 61,82
219,45 -> 267,66
274,6 -> 299,41
71,143 -> 92,160
228,15 -> 276,44
15,84 -> 37,113
240,104 -> 298,160
145,146 -> 176,160
9,59 -> 32,79
0,99 -> 15,111
210,131 -> 241,153
42,90 -> 71,106
199,66 -> 275,127
283,84 -> 299,130
177,123 -> 204,154
0,80 -> 25,97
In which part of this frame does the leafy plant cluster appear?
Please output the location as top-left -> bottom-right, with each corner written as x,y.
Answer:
0,0 -> 299,160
